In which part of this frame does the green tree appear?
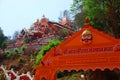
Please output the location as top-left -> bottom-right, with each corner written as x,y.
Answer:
73,5 -> 86,30
106,0 -> 120,38
71,0 -> 120,38
0,27 -> 8,51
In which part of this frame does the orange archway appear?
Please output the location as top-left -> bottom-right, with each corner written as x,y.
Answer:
34,20 -> 120,80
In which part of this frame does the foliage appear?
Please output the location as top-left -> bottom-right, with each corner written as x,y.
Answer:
106,0 -> 120,38
5,50 -> 11,58
74,9 -> 86,29
21,45 -> 27,53
36,52 -> 43,65
18,57 -> 24,63
59,29 -> 69,40
36,39 -> 61,65
82,0 -> 107,30
71,0 -> 107,29
1,40 -> 8,51
71,0 -> 120,38
14,48 -> 19,54
23,37 -> 31,43
70,0 -> 82,15
0,27 -> 8,51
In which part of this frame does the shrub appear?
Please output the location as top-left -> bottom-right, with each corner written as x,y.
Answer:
5,50 -> 11,58
36,53 -> 43,65
18,57 -> 24,63
42,45 -> 50,54
23,37 -> 31,43
21,45 -> 27,53
14,48 -> 19,54
36,39 -> 61,65
49,40 -> 55,47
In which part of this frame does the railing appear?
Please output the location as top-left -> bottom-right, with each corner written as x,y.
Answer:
0,65 -> 34,80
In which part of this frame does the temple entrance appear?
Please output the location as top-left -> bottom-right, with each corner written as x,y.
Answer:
34,20 -> 120,80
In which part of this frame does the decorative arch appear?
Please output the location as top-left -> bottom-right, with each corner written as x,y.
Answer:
34,20 -> 120,80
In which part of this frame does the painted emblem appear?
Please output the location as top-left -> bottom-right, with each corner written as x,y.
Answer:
81,29 -> 93,44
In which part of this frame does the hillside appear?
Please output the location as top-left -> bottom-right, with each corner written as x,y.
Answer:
0,45 -> 38,75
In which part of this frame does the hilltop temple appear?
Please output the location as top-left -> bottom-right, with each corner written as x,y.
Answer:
16,15 -> 74,44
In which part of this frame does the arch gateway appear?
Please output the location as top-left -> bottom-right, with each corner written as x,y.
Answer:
34,20 -> 120,80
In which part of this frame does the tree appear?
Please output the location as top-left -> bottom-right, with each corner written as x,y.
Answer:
106,0 -> 120,38
13,31 -> 19,40
0,27 -> 8,51
1,41 -> 8,52
71,0 -> 120,38
58,10 -> 72,21
73,5 -> 86,30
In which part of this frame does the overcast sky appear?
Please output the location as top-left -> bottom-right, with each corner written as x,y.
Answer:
0,0 -> 73,37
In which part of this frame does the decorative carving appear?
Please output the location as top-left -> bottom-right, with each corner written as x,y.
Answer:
81,29 -> 93,44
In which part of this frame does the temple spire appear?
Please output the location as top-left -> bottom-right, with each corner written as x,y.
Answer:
42,14 -> 45,18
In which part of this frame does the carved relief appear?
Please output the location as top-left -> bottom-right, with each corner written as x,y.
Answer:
81,29 -> 93,44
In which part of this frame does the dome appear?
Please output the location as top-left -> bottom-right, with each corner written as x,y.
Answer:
40,15 -> 49,23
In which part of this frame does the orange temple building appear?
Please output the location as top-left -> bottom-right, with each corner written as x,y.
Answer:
34,19 -> 120,80
16,15 -> 74,44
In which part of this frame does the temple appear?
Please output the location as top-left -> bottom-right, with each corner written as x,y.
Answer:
34,19 -> 120,80
16,15 -> 74,44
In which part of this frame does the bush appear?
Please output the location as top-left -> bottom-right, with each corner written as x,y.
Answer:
42,45 -> 50,54
5,50 -> 11,58
36,53 -> 43,65
18,57 -> 24,63
14,48 -> 19,54
59,29 -> 69,39
21,45 -> 27,53
49,40 -> 55,47
35,39 -> 61,65
23,37 -> 31,43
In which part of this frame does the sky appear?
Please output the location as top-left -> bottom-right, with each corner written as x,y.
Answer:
0,0 -> 73,37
